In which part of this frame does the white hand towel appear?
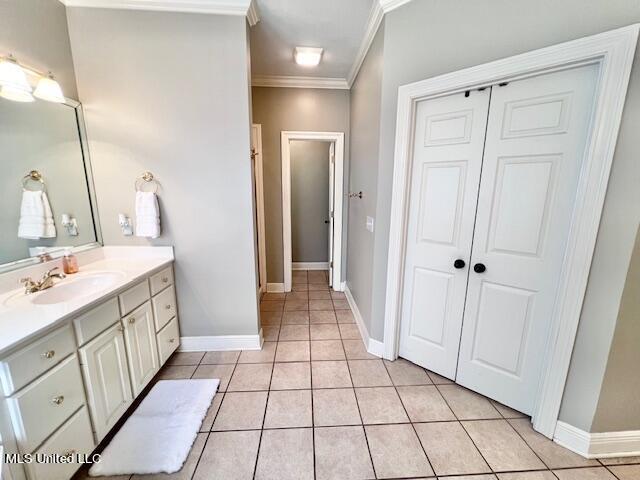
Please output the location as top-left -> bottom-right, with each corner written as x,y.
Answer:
18,191 -> 45,239
41,192 -> 57,238
135,191 -> 161,238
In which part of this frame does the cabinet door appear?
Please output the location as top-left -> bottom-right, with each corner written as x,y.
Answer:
79,323 -> 133,442
123,301 -> 159,396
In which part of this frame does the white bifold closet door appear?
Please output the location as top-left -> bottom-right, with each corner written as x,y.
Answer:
399,63 -> 598,414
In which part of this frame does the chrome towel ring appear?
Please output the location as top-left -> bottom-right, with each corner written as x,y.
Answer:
22,170 -> 46,192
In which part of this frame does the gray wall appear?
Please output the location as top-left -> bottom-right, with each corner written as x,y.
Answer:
66,8 -> 259,337
290,140 -> 330,263
347,0 -> 640,433
0,0 -> 77,99
346,22 -> 384,338
251,87 -> 350,284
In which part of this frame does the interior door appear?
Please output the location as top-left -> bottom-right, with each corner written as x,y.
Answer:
328,142 -> 335,287
456,64 -> 599,413
251,124 -> 267,294
399,89 -> 490,378
122,301 -> 159,396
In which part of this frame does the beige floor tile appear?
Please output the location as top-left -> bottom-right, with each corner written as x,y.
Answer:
292,276 -> 308,285
343,339 -> 379,360
284,299 -> 308,311
263,292 -> 286,301
262,325 -> 280,341
497,473 -> 556,480
200,392 -> 224,431
134,432 -> 206,480
310,323 -> 341,340
270,362 -> 311,390
462,419 -> 546,472
348,360 -> 392,387
278,325 -> 310,341
314,426 -> 375,480
440,476 -> 498,480
282,311 -> 310,324
192,364 -> 235,391
166,352 -> 204,366
338,323 -> 361,340
260,300 -> 284,312
292,270 -> 308,281
73,469 -> 129,480
355,387 -> 409,424
309,310 -> 337,324
308,271 -> 328,283
492,400 -> 528,419
365,424 -> 433,479
227,363 -> 272,391
308,290 -> 331,299
260,311 -> 282,325
157,365 -> 196,380
213,391 -> 267,430
201,350 -> 240,364
255,428 -> 314,480
608,464 -> 640,479
312,360 -> 353,388
312,388 -> 361,426
193,430 -> 260,480
414,421 -> 490,476
599,456 -> 640,465
397,385 -> 456,422
438,384 -> 502,420
275,341 -> 310,362
336,309 -> 356,323
384,358 -> 432,385
309,299 -> 334,310
509,418 -> 599,469
331,291 -> 346,299
553,467 -> 617,479
287,291 -> 308,301
292,283 -> 309,291
237,342 -> 277,364
308,283 -> 330,291
426,370 -> 454,384
311,340 -> 346,360
264,389 -> 312,428
333,299 -> 350,310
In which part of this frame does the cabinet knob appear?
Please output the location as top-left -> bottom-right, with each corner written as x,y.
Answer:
168,338 -> 175,343
165,304 -> 172,310
129,317 -> 136,324
162,277 -> 169,283
42,350 -> 55,359
117,325 -> 125,332
52,395 -> 64,405
63,449 -> 76,458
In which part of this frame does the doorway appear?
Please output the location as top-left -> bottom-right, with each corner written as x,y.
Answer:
251,124 -> 267,294
281,131 -> 345,292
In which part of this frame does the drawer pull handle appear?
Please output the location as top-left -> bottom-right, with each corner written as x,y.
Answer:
52,395 -> 64,405
168,338 -> 175,343
165,304 -> 172,310
162,277 -> 169,283
42,350 -> 55,359
129,317 -> 136,324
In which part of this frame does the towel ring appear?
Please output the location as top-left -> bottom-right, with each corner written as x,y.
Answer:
134,171 -> 159,193
22,170 -> 46,192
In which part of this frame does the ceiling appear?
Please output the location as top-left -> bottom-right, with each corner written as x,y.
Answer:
250,0 -> 375,82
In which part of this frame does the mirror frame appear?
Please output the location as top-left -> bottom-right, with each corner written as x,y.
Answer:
0,97 -> 103,274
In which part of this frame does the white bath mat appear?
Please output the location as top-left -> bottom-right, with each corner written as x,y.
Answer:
89,379 -> 219,476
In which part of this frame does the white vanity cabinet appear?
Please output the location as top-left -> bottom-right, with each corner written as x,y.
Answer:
122,301 -> 159,396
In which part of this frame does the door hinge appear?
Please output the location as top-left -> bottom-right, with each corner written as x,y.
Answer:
330,261 -> 333,268
330,211 -> 334,218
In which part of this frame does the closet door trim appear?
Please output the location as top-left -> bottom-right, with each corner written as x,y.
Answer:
383,24 -> 639,438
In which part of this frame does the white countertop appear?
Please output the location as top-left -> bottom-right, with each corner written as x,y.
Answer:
0,246 -> 174,356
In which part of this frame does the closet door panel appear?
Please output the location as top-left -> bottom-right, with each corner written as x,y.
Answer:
399,89 -> 490,379
457,64 -> 599,413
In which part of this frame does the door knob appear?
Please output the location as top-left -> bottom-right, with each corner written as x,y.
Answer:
473,263 -> 486,273
453,259 -> 466,269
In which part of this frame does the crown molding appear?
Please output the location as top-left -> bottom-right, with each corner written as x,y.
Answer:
379,0 -> 413,13
58,0 -> 254,17
252,75 -> 349,90
246,0 -> 259,26
347,0 -> 384,86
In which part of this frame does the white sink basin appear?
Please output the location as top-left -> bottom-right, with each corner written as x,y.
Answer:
30,272 -> 126,305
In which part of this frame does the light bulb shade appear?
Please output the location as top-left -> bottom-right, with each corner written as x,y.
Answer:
34,76 -> 65,103
0,86 -> 34,102
0,58 -> 32,93
294,47 -> 323,67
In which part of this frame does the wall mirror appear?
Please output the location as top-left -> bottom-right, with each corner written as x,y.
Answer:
0,97 -> 101,273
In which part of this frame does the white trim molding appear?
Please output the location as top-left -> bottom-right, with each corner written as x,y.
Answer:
554,421 -> 640,458
252,75 -> 349,90
347,0 -> 384,86
281,131 -> 345,292
292,262 -> 330,270
266,283 -> 284,293
246,0 -> 259,26
344,285 -> 383,358
179,331 -> 263,351
382,25 -> 639,439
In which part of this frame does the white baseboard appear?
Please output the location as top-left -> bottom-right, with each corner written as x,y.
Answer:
344,284 -> 382,359
179,330 -> 263,352
292,262 -> 329,270
266,283 -> 284,293
554,421 -> 640,458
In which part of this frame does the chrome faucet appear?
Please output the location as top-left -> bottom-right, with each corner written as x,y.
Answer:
20,267 -> 66,294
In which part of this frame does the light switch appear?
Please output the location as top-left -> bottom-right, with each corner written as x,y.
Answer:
366,216 -> 374,232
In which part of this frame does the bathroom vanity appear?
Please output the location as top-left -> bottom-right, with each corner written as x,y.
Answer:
0,247 -> 180,480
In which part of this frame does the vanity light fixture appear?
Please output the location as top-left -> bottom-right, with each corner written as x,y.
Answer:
294,47 -> 323,67
0,55 -> 34,102
34,73 -> 65,103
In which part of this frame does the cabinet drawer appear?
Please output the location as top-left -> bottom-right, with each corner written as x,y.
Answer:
0,324 -> 76,395
157,316 -> 180,365
118,280 -> 150,316
73,298 -> 120,346
7,354 -> 85,453
25,406 -> 95,480
152,286 -> 176,331
150,266 -> 173,295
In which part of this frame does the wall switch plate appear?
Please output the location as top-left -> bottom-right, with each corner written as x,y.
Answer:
366,216 -> 374,232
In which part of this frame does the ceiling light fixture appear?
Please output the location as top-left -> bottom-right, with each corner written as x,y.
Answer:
0,55 -> 34,102
34,73 -> 65,103
294,47 -> 323,67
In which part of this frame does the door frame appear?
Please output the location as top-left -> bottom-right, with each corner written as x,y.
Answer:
251,124 -> 268,294
281,131 -> 345,292
382,25 -> 639,438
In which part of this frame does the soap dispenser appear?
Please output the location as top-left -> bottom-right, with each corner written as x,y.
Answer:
62,249 -> 79,274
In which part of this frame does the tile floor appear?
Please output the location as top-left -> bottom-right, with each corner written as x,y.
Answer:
75,270 -> 640,480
